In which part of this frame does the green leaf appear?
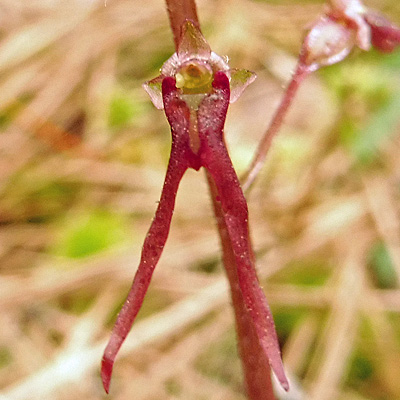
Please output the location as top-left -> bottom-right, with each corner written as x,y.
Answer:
368,241 -> 398,289
53,209 -> 130,259
348,350 -> 375,383
108,92 -> 145,128
229,68 -> 256,103
0,346 -> 12,368
270,258 -> 331,287
350,92 -> 400,164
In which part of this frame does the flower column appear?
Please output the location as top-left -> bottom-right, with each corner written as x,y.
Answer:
101,20 -> 288,399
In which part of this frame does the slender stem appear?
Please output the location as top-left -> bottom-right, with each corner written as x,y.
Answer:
101,149 -> 188,393
165,0 -> 200,50
197,73 -> 282,399
162,3 -> 282,397
101,77 -> 195,394
198,74 -> 288,391
241,63 -> 310,192
206,172 -> 277,400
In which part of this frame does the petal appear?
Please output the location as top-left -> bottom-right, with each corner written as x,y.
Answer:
101,78 -> 193,393
328,0 -> 371,50
142,75 -> 164,109
197,72 -> 289,390
177,20 -> 211,62
365,11 -> 400,53
301,16 -> 356,71
229,68 -> 257,103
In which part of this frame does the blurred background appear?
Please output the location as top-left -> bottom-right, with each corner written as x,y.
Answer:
0,0 -> 400,399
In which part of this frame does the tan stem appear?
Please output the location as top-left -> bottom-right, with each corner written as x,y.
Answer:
241,63 -> 310,192
206,171 -> 277,400
165,0 -> 201,50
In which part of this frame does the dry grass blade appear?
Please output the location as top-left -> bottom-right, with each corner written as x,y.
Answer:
0,0 -> 399,399
362,174 -> 400,283
3,279 -> 229,400
307,238 -> 369,400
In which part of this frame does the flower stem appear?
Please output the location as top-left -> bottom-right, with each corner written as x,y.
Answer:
165,0 -> 201,50
198,74 -> 288,391
206,172 -> 277,400
241,63 -> 310,192
101,77 -> 197,394
197,73 -> 286,398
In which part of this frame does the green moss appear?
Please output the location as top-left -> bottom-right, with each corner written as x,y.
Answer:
367,241 -> 398,289
195,328 -> 243,392
273,308 -> 309,344
270,258 -> 331,287
108,91 -> 148,128
0,346 -> 12,368
191,256 -> 219,274
164,377 -> 182,396
52,209 -> 131,259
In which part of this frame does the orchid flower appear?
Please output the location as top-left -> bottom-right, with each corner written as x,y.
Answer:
101,20 -> 288,394
243,0 -> 400,191
302,0 -> 400,70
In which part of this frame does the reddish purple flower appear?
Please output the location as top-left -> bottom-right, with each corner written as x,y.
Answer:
364,11 -> 400,53
143,21 -> 256,110
101,20 -> 288,394
300,0 -> 400,72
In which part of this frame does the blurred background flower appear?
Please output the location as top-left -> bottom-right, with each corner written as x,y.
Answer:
0,0 -> 399,399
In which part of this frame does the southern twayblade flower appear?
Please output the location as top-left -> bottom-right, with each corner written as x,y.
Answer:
243,0 -> 400,191
302,0 -> 400,71
143,20 -> 256,111
364,11 -> 400,53
327,0 -> 400,54
101,20 -> 288,394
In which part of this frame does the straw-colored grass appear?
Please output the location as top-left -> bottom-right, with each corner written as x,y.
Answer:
0,0 -> 399,399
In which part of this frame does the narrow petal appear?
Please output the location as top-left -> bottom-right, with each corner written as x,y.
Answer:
301,15 -> 356,71
142,75 -> 165,110
207,171 -> 277,398
177,20 -> 211,62
229,68 -> 257,103
197,72 -> 289,390
365,11 -> 400,53
328,0 -> 371,50
101,77 -> 194,393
